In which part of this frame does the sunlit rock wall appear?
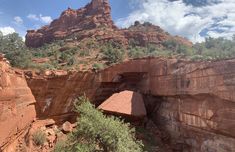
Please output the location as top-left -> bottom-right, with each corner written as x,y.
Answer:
0,61 -> 36,150
26,57 -> 235,151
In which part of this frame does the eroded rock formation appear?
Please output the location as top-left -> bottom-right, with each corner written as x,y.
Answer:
26,57 -> 235,151
25,0 -> 117,47
1,56 -> 235,151
0,58 -> 36,150
123,21 -> 192,47
25,0 -> 192,48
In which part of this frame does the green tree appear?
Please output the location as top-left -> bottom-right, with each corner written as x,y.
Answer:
0,32 -> 32,68
102,43 -> 124,64
60,96 -> 143,152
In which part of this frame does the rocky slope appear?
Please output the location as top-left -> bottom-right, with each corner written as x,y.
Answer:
0,55 -> 36,150
26,57 -> 235,152
25,0 -> 192,48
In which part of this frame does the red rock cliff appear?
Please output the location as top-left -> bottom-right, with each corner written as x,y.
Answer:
25,0 -> 116,47
0,59 -> 36,150
26,57 -> 235,151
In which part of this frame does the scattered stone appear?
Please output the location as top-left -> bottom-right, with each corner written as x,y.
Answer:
71,123 -> 77,128
44,70 -> 53,76
47,135 -> 56,148
40,126 -> 47,131
62,121 -> 73,133
45,128 -> 55,136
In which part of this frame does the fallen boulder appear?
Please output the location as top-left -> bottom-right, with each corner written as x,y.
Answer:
62,121 -> 73,133
98,90 -> 147,120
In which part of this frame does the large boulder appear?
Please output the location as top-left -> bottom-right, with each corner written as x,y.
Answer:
98,91 -> 147,119
62,121 -> 73,133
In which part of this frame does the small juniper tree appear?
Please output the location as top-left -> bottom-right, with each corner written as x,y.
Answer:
59,96 -> 143,152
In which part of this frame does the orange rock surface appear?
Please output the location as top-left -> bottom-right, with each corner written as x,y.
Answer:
26,57 -> 235,151
0,60 -> 36,150
98,90 -> 146,118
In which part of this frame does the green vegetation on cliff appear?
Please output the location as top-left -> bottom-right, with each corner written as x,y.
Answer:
1,31 -> 235,70
0,32 -> 32,68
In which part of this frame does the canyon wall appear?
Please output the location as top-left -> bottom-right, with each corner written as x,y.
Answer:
26,57 -> 235,151
0,60 -> 36,150
0,56 -> 233,151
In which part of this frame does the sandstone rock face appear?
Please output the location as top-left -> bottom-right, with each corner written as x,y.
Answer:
98,90 -> 146,119
25,0 -> 191,48
25,0 -> 116,47
123,22 -> 192,47
25,71 -> 101,122
0,61 -> 36,150
26,57 -> 235,151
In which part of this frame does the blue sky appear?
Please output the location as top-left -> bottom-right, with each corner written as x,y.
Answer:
0,0 -> 235,43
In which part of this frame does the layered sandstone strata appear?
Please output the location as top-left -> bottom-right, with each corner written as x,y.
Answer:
25,0 -> 116,47
26,57 -> 235,151
0,59 -> 36,150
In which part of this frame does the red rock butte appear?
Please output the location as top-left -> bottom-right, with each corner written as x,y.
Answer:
25,0 -> 192,47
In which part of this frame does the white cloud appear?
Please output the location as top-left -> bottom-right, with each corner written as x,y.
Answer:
39,14 -> 52,24
0,26 -> 15,35
14,16 -> 23,25
27,14 -> 39,21
27,14 -> 52,24
116,0 -> 235,43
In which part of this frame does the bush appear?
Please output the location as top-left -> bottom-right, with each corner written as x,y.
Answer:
32,130 -> 46,146
0,32 -> 32,68
92,63 -> 104,71
54,140 -> 67,152
162,39 -> 178,51
128,47 -> 146,58
79,50 -> 90,57
102,43 -> 124,64
59,96 -> 143,152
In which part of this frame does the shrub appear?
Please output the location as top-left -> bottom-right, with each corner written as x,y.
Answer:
136,127 -> 159,152
59,96 -> 143,152
0,33 -> 32,68
128,47 -> 146,58
162,39 -> 178,51
102,43 -> 124,64
79,50 -> 90,57
32,130 -> 46,146
92,63 -> 104,71
54,140 -> 67,152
